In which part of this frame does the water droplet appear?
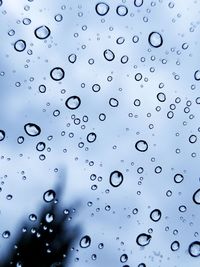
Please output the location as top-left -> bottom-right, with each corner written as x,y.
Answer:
103,49 -> 115,61
148,32 -> 163,48
120,254 -> 128,263
54,14 -> 63,22
157,92 -> 166,102
29,213 -> 37,222
23,18 -> 31,25
188,241 -> 200,257
79,235 -> 91,248
171,241 -> 180,251
68,54 -> 77,63
24,123 -> 41,137
194,70 -> 200,81
116,37 -> 125,45
50,67 -> 65,81
92,84 -> 101,92
134,0 -> 143,7
109,170 -> 124,187
95,2 -> 109,16
174,173 -> 184,183
45,212 -> 54,223
36,142 -> 46,151
2,230 -> 10,239
14,40 -> 26,52
43,189 -> 56,203
0,130 -> 5,141
65,96 -> 81,110
150,209 -> 162,222
135,140 -> 148,152
193,188 -> 200,205
136,233 -> 152,246
109,98 -> 119,107
87,132 -> 97,143
189,135 -> 197,143
116,5 -> 128,16
34,25 -> 51,39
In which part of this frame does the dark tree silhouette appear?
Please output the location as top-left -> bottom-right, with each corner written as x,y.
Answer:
0,182 -> 80,267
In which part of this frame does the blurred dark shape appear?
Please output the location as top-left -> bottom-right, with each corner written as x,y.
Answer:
1,179 -> 80,267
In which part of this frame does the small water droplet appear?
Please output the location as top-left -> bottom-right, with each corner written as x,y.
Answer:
193,188 -> 200,205
95,2 -> 110,16
150,209 -> 162,222
136,233 -> 152,246
43,189 -> 56,203
188,241 -> 200,257
109,170 -> 124,187
50,67 -> 65,81
79,235 -> 91,248
0,130 -> 5,141
103,49 -> 115,61
148,32 -> 163,48
135,140 -> 148,152
65,96 -> 81,110
14,40 -> 26,52
34,25 -> 51,39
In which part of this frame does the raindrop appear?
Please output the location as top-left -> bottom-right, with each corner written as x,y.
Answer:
174,173 -> 184,183
95,2 -> 109,16
39,84 -> 46,93
0,130 -> 5,141
14,40 -> 26,52
136,233 -> 152,246
29,214 -> 37,222
109,170 -> 124,187
50,67 -> 65,81
150,209 -> 162,222
34,25 -> 51,39
2,230 -> 10,239
189,135 -> 197,143
79,235 -> 91,248
65,96 -> 81,110
148,32 -> 163,48
135,140 -> 148,152
103,49 -> 115,61
24,123 -> 41,137
87,132 -> 97,143
109,98 -> 119,107
193,188 -> 200,205
116,37 -> 125,45
54,14 -> 63,22
116,5 -> 128,16
36,142 -> 46,151
157,92 -> 166,102
68,54 -> 77,63
188,241 -> 200,257
45,213 -> 54,223
171,241 -> 180,251
134,0 -> 143,7
194,70 -> 200,81
120,254 -> 128,263
92,84 -> 101,92
43,189 -> 56,203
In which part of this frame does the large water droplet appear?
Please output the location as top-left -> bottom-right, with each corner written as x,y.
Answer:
135,140 -> 148,152
43,189 -> 56,203
136,233 -> 152,246
103,49 -> 115,61
188,241 -> 200,257
148,32 -> 163,48
109,170 -> 124,187
79,235 -> 91,248
50,67 -> 65,81
68,53 -> 77,63
14,40 -> 26,52
150,209 -> 162,222
34,25 -> 51,39
24,123 -> 41,137
65,96 -> 81,110
95,2 -> 110,16
0,130 -> 5,141
193,188 -> 200,204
